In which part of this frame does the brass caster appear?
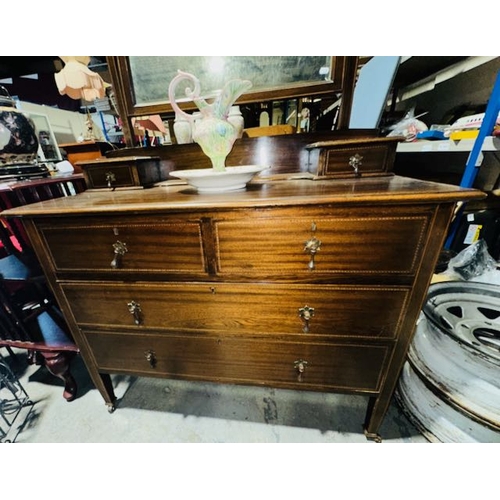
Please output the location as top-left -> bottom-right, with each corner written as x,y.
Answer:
106,403 -> 116,414
364,429 -> 382,443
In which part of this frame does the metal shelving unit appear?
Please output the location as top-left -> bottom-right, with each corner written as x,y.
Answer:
443,70 -> 500,248
397,136 -> 500,154
0,350 -> 33,443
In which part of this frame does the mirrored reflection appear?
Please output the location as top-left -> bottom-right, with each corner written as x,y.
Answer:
129,56 -> 332,105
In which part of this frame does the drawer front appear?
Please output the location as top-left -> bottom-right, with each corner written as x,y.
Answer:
86,331 -> 390,393
318,144 -> 395,178
62,282 -> 409,339
215,212 -> 430,276
82,159 -> 164,189
84,165 -> 140,189
39,219 -> 205,274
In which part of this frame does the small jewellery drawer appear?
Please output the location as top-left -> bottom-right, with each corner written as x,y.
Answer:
306,137 -> 400,179
85,331 -> 390,393
214,211 -> 430,276
62,282 -> 409,339
77,156 -> 167,189
38,217 -> 205,274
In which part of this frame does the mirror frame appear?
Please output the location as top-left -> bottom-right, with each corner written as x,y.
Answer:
107,56 -> 358,146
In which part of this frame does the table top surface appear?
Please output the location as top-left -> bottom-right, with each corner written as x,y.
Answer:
1,174 -> 485,218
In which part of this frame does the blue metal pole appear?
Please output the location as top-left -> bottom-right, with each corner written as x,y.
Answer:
444,70 -> 500,249
99,111 -> 110,142
459,70 -> 500,188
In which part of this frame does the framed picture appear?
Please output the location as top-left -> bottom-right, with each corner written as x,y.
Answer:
26,112 -> 62,162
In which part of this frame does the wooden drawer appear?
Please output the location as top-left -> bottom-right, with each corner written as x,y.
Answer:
77,156 -> 168,189
38,206 -> 431,278
39,217 -> 206,274
62,282 -> 409,339
85,330 -> 390,393
214,210 -> 430,276
306,137 -> 400,179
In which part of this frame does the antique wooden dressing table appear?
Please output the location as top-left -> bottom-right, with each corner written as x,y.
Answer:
0,142 -> 483,440
0,50 -> 484,442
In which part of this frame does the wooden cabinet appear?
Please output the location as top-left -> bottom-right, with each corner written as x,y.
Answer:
1,175 -> 483,441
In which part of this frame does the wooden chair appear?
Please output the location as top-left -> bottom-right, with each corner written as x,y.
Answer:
0,221 -> 79,401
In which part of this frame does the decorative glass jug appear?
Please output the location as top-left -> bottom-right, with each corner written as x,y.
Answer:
168,71 -> 251,171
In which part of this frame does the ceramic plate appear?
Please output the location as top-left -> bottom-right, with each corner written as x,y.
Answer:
169,165 -> 269,193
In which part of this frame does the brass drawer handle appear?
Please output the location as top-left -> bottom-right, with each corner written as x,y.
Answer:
145,349 -> 157,368
349,153 -> 363,177
294,359 -> 308,382
298,305 -> 315,333
304,222 -> 321,271
105,171 -> 117,191
127,300 -> 143,325
111,240 -> 128,269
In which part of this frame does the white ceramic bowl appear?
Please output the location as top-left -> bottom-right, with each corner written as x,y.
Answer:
169,165 -> 268,193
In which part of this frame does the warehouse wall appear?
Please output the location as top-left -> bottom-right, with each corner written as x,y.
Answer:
395,58 -> 500,127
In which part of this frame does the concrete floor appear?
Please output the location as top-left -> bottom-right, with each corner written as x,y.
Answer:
1,348 -> 428,444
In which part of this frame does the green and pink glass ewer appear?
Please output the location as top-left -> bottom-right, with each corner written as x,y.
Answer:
168,70 -> 252,172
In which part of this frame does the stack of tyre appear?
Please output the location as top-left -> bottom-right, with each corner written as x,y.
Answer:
397,281 -> 500,442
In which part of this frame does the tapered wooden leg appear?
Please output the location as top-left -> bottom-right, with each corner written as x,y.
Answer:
40,351 -> 77,402
363,396 -> 383,442
99,373 -> 117,412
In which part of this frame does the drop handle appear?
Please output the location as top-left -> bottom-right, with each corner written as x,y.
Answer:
105,171 -> 117,191
349,153 -> 363,177
298,305 -> 315,333
304,222 -> 321,271
294,359 -> 308,382
145,349 -> 157,368
127,300 -> 143,325
111,240 -> 128,269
